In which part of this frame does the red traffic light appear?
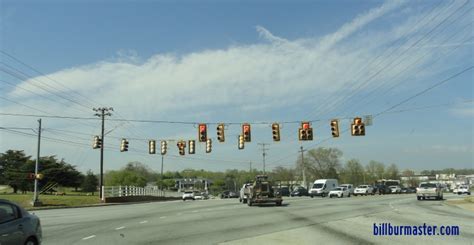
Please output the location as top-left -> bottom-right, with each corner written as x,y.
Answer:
302,122 -> 310,129
198,124 -> 207,142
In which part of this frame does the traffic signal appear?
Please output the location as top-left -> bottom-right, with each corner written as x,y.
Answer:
149,140 -> 156,154
330,120 -> 339,138
272,123 -> 280,141
93,136 -> 102,149
298,122 -> 313,141
351,117 -> 365,136
27,173 -> 35,180
198,124 -> 207,142
161,140 -> 167,155
206,139 -> 212,153
177,141 -> 186,155
35,173 -> 44,180
120,138 -> 129,152
217,124 -> 225,142
188,140 -> 195,154
238,135 -> 245,150
242,123 -> 251,142
307,128 -> 313,140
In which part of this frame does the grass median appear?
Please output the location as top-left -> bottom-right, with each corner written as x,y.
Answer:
0,193 -> 101,210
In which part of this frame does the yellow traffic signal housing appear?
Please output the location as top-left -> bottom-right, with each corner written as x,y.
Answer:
206,139 -> 212,153
188,140 -> 195,154
120,139 -> 129,152
198,124 -> 207,142
272,123 -> 280,141
177,141 -> 186,155
330,120 -> 339,138
217,124 -> 225,142
161,141 -> 167,155
149,140 -> 156,154
242,123 -> 251,142
351,117 -> 365,136
93,136 -> 101,149
238,135 -> 245,150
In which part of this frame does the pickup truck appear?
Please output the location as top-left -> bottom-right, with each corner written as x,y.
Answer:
416,182 -> 443,200
239,183 -> 251,203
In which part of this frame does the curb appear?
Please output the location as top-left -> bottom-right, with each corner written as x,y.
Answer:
27,198 -> 182,211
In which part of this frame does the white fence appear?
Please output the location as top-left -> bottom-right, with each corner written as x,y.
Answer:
104,186 -> 165,198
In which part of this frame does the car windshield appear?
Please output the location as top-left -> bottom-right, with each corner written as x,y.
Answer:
420,183 -> 437,188
335,187 -> 344,191
313,183 -> 324,188
358,185 -> 368,188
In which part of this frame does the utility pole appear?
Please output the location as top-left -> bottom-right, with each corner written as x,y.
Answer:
93,107 -> 113,202
258,143 -> 268,174
300,146 -> 307,189
32,119 -> 42,207
160,154 -> 164,192
249,161 -> 252,172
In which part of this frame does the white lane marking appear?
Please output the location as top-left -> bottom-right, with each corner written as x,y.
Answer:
177,213 -> 182,216
160,216 -> 166,219
206,209 -> 212,211
192,210 -> 198,213
82,235 -> 96,240
139,220 -> 148,224
115,226 -> 125,230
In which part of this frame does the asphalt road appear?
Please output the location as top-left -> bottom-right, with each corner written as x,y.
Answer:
34,193 -> 473,245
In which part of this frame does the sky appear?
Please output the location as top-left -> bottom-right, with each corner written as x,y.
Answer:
0,0 -> 473,175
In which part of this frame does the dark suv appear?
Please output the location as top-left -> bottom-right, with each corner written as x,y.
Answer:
290,187 -> 308,196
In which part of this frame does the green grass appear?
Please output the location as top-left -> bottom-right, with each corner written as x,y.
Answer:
465,196 -> 474,203
0,193 -> 101,210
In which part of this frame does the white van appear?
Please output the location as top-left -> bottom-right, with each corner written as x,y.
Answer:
309,179 -> 338,197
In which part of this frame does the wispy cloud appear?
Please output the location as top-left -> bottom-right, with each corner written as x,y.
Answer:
1,1 -> 471,171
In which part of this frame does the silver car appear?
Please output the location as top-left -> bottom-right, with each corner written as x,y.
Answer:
0,199 -> 42,245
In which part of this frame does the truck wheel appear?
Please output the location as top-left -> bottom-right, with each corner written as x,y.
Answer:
417,196 -> 421,200
239,198 -> 242,203
310,195 -> 314,198
247,200 -> 252,206
276,201 -> 282,206
243,199 -> 247,204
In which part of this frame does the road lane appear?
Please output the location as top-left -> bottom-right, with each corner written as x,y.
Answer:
35,193 -> 473,244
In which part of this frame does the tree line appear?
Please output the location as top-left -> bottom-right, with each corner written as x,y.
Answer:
1,148 -> 472,195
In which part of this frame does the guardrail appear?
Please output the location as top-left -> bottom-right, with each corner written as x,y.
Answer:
104,186 -> 165,197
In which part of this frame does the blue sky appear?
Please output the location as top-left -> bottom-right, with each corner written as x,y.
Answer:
0,0 -> 472,174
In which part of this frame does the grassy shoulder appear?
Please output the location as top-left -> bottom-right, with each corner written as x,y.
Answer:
0,193 -> 101,210
446,196 -> 474,212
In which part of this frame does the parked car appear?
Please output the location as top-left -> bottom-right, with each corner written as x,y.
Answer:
407,187 -> 417,193
416,182 -> 443,200
354,185 -> 374,196
278,186 -> 290,197
290,186 -> 309,197
329,187 -> 350,198
229,191 -> 239,198
194,192 -> 203,200
182,191 -> 195,201
339,184 -> 354,195
309,179 -> 338,197
374,184 -> 391,195
400,188 -> 408,193
220,191 -> 230,198
389,185 -> 402,194
0,199 -> 42,245
453,185 -> 471,195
